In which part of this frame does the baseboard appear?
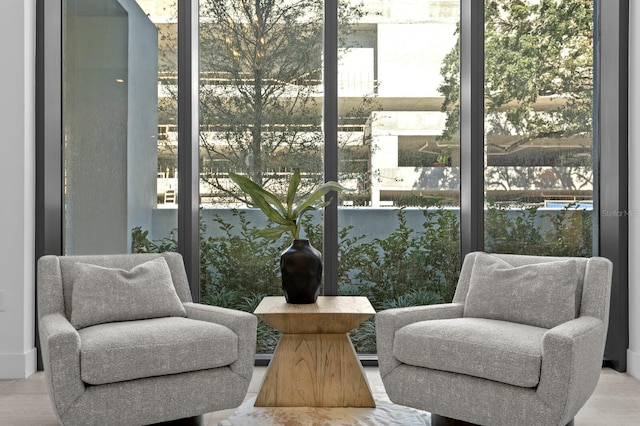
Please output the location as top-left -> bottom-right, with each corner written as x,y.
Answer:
0,348 -> 37,379
628,349 -> 640,380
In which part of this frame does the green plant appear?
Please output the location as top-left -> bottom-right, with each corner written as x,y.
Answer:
351,210 -> 418,302
484,204 -> 592,257
346,208 -> 460,310
485,205 -> 545,254
416,208 -> 461,302
131,226 -> 176,253
379,290 -> 444,310
545,205 -> 592,257
229,168 -> 347,240
439,0 -> 594,143
349,318 -> 377,354
200,211 -> 283,302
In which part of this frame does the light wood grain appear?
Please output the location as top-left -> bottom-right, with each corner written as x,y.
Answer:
254,334 -> 376,407
253,296 -> 376,408
254,296 -> 375,334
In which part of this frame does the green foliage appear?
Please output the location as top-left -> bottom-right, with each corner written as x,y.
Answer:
379,290 -> 444,310
199,211 -> 283,302
345,210 -> 420,304
417,209 -> 462,302
131,226 -> 176,253
349,318 -> 377,354
346,209 -> 461,309
485,204 -> 592,257
228,169 -> 347,240
439,0 -> 594,142
485,205 -> 545,254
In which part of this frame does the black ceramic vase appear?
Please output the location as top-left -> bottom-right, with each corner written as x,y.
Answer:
280,239 -> 323,304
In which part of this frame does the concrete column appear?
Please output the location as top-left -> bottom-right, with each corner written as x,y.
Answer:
0,0 -> 37,379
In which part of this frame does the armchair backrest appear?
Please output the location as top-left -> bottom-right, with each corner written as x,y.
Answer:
453,252 -> 612,325
37,252 -> 192,321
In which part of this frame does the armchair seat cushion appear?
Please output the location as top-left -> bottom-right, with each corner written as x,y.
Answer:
78,317 -> 238,385
393,317 -> 547,388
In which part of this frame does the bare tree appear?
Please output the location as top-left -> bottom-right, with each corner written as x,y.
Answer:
196,0 -> 366,202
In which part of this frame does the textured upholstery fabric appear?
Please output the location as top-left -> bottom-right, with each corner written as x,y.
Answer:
79,317 -> 238,385
376,252 -> 613,426
538,316 -> 607,421
453,252 -> 587,308
70,257 -> 186,329
464,253 -> 580,328
382,364 -> 557,426
37,253 -> 257,426
183,302 -> 258,382
37,312 -> 83,422
376,303 -> 465,378
61,369 -> 250,426
58,253 -> 193,321
394,317 -> 546,387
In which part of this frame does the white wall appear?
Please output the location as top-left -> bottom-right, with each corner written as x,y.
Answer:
377,23 -> 456,98
0,0 -> 37,379
628,0 -> 640,380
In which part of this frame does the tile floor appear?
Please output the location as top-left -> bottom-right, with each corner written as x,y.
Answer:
1,367 -> 639,425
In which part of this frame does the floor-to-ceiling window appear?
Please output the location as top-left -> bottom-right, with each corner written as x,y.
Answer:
61,0 -> 179,256
37,0 -> 629,368
480,0 -> 594,258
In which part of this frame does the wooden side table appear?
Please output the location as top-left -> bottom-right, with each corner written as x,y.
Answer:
253,296 -> 376,407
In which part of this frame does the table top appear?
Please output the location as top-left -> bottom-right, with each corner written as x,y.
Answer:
254,296 -> 375,334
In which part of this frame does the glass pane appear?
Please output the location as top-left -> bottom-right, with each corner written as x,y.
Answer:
338,0 -> 461,354
482,0 -> 594,257
198,0 -> 324,354
63,0 -> 178,255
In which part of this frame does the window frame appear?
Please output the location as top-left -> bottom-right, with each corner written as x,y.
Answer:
36,0 -> 629,370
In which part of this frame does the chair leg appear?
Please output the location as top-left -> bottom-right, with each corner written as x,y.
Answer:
431,413 -> 478,426
149,415 -> 204,426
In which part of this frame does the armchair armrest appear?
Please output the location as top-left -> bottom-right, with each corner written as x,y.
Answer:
376,303 -> 465,377
38,313 -> 84,418
183,303 -> 257,381
537,316 -> 606,422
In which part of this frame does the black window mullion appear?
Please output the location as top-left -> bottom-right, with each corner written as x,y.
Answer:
460,0 -> 485,258
323,0 -> 339,296
36,0 -> 64,372
36,0 -> 63,261
177,0 -> 200,301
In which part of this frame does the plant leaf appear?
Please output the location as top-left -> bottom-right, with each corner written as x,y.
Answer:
256,225 -> 291,240
286,168 -> 301,214
250,194 -> 292,227
292,181 -> 348,217
229,172 -> 287,218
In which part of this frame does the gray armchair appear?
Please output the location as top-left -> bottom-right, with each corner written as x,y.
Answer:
37,252 -> 257,426
376,252 -> 613,426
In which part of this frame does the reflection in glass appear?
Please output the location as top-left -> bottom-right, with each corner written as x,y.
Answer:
63,0 -> 178,255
